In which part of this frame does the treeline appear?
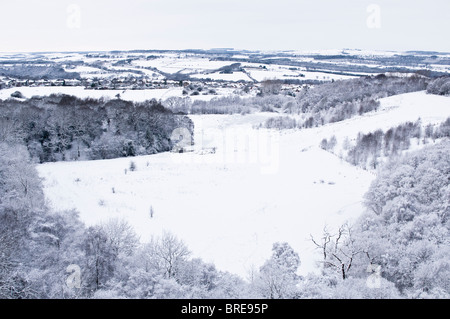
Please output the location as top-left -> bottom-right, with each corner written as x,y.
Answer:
0,94 -> 193,163
162,75 -> 430,121
163,94 -> 297,114
0,65 -> 81,80
344,118 -> 450,169
347,121 -> 421,168
291,75 -> 428,114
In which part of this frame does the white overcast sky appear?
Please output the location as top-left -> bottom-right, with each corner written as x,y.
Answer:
0,0 -> 449,53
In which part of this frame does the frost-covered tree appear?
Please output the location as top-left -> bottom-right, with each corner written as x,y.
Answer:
0,143 -> 45,209
0,143 -> 85,298
0,94 -> 194,163
260,79 -> 282,95
427,76 -> 450,96
354,139 -> 450,296
252,242 -> 301,298
83,226 -> 117,294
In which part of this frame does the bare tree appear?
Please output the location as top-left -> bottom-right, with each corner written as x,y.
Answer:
149,206 -> 154,218
311,223 -> 362,280
143,232 -> 190,279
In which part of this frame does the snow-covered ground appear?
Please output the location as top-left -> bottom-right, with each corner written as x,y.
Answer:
132,56 -> 233,75
246,65 -> 357,82
36,91 -> 450,280
37,113 -> 372,279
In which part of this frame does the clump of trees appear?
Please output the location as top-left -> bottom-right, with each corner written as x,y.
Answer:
320,135 -> 337,152
427,76 -> 450,95
305,139 -> 450,298
260,79 -> 283,95
433,117 -> 450,139
358,139 -> 450,297
0,94 -> 193,163
189,96 -> 253,114
291,75 -> 428,116
163,94 -> 296,115
10,91 -> 24,99
261,75 -> 428,130
344,118 -> 450,169
261,116 -> 298,130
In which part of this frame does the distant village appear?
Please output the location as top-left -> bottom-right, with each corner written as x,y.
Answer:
0,75 -> 254,91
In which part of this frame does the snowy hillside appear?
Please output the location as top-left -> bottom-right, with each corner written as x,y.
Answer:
36,90 -> 449,279
282,91 -> 450,151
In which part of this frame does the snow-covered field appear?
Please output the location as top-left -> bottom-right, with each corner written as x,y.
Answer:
246,65 -> 357,82
36,91 -> 450,279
